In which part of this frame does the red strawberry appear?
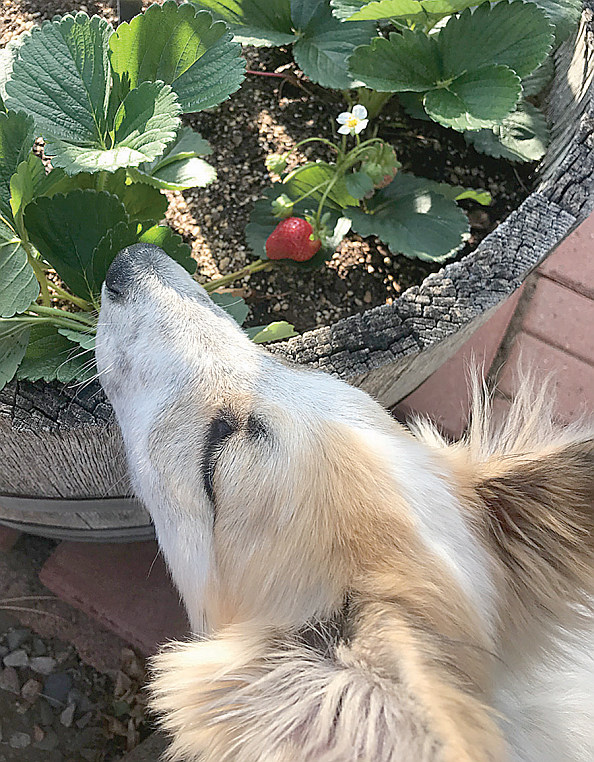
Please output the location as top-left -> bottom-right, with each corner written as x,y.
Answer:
265,217 -> 322,262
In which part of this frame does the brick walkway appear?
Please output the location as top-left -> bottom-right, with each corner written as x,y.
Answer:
1,212 -> 593,657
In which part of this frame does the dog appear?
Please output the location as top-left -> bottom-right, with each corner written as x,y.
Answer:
96,243 -> 594,762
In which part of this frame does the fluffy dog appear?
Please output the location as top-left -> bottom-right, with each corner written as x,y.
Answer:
96,243 -> 594,762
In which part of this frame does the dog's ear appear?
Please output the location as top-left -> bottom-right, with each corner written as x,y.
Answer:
476,438 -> 594,642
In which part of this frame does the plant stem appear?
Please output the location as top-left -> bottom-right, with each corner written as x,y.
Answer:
26,253 -> 51,307
356,88 -> 394,119
203,260 -> 274,292
245,70 -> 286,79
48,282 -> 94,311
96,171 -> 107,192
27,303 -> 97,327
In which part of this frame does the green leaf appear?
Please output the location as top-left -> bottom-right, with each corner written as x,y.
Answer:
45,81 -> 181,174
348,30 -> 441,92
0,220 -> 38,318
529,0 -> 581,44
5,13 -> 112,145
139,225 -> 196,274
210,291 -> 249,325
24,190 -> 129,300
438,1 -> 553,80
9,154 -> 46,231
464,100 -> 549,162
453,188 -> 491,206
0,110 -> 36,220
345,170 -> 374,199
424,65 -> 522,131
188,0 -> 296,45
333,0 -> 480,22
130,126 -> 216,190
108,1 -> 246,113
17,323 -> 95,384
283,162 -> 359,210
0,39 -> 23,106
346,173 -> 469,261
57,327 -> 96,351
245,320 -> 297,343
522,56 -> 554,97
291,2 -> 376,89
0,320 -> 29,390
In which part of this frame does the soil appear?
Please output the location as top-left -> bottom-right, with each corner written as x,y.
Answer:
1,0 -> 536,335
0,535 -> 153,761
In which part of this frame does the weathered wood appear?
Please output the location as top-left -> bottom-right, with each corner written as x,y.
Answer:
1,1 -> 594,539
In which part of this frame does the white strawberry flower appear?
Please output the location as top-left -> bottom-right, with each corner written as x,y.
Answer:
336,104 -> 369,135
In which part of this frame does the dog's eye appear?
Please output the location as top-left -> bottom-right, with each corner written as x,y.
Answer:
202,413 -> 237,503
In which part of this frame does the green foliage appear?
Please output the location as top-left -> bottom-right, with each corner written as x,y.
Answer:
346,174 -> 470,261
465,101 -> 550,162
0,3 -> 246,390
349,1 -> 553,132
245,320 -> 297,342
189,0 -> 376,89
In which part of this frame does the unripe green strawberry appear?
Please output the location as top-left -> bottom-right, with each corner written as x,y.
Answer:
266,217 -> 322,262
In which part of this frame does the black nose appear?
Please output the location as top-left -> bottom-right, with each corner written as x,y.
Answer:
104,243 -> 166,298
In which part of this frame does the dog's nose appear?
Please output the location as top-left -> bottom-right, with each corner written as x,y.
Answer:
104,243 -> 167,298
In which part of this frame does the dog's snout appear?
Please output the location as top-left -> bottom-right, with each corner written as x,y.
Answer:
104,243 -> 168,298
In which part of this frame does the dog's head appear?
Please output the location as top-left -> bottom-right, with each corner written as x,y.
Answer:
96,244 -> 493,636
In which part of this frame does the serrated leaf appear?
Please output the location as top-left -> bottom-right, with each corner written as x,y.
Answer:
333,0 -> 480,21
348,31 -> 441,92
424,64 -> 521,131
439,2 -> 553,80
291,2 -> 376,89
245,320 -> 297,343
6,13 -> 112,145
0,38 -> 23,105
57,327 -> 96,350
129,125 -> 216,190
464,100 -> 549,162
45,81 -> 181,174
283,162 -> 359,210
0,110 -> 36,220
24,190 -> 129,300
529,0 -> 581,44
188,0 -> 296,45
0,320 -> 29,390
0,220 -> 38,317
9,154 -> 45,232
139,224 -> 196,274
109,1 -> 245,113
17,323 -> 95,384
346,172 -> 469,261
345,170 -> 374,199
210,291 -> 249,325
453,188 -> 491,205
522,56 -> 554,97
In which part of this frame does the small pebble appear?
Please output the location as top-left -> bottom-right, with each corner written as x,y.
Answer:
31,638 -> 47,657
38,698 -> 54,726
0,666 -> 20,694
76,711 -> 94,729
43,671 -> 72,706
60,702 -> 76,728
6,629 -> 29,652
30,656 -> 56,675
9,732 -> 31,749
21,678 -> 42,704
68,687 -> 94,713
34,728 -> 59,751
33,725 -> 44,743
4,649 -> 29,668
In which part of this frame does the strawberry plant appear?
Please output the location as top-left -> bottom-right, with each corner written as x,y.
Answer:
246,104 -> 491,267
0,2 -> 297,392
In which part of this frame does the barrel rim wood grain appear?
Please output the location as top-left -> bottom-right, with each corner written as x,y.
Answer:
1,6 -> 593,540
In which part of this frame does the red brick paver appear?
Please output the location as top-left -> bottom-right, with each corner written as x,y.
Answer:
498,332 -> 594,423
39,541 -> 189,656
539,213 -> 594,299
522,276 -> 594,364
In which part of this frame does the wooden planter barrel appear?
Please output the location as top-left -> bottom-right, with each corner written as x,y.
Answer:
1,6 -> 594,540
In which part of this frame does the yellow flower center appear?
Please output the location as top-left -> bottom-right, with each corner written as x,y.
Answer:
346,116 -> 359,128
